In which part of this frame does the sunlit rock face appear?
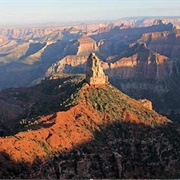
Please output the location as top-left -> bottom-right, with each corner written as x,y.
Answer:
77,35 -> 98,55
86,53 -> 107,85
139,99 -> 153,110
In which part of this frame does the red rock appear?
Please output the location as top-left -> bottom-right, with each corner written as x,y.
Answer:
47,134 -> 61,148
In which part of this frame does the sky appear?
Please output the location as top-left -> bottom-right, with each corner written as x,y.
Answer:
0,0 -> 180,25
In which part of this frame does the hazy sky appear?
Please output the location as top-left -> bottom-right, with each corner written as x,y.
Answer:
0,0 -> 180,25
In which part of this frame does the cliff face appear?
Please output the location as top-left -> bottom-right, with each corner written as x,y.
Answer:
47,43 -> 175,80
77,35 -> 98,55
46,55 -> 87,75
86,53 -> 107,85
138,31 -> 180,58
105,48 -> 171,80
0,21 -> 175,90
45,41 -> 180,123
46,36 -> 99,76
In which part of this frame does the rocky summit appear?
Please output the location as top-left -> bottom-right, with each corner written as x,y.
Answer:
86,53 -> 107,85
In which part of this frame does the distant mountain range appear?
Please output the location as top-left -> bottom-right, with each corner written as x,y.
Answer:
121,16 -> 180,20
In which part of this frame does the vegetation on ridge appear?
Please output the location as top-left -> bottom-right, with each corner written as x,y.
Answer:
0,74 -> 85,136
84,83 -> 169,127
0,75 -> 179,179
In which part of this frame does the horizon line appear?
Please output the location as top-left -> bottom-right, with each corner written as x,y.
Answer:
1,15 -> 180,27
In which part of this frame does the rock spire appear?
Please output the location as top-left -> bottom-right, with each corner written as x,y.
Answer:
86,53 -> 107,85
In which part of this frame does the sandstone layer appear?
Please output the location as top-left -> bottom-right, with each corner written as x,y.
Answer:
86,53 -> 107,85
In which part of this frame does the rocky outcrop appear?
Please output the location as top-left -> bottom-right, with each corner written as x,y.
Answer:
77,35 -> 98,55
86,53 -> 107,85
139,99 -> 153,110
47,43 -> 177,81
137,31 -> 180,58
104,43 -> 172,80
0,21 -> 176,90
45,36 -> 99,77
46,55 -> 88,75
153,19 -> 165,26
91,26 -> 113,34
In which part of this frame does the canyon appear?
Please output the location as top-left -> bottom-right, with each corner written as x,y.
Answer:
0,20 -> 180,178
0,57 -> 179,178
0,17 -> 180,122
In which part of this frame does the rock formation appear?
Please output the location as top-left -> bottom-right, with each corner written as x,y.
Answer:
153,19 -> 165,26
46,42 -> 175,80
86,53 -> 107,85
46,55 -> 88,75
138,31 -> 178,57
77,35 -> 98,55
139,99 -> 153,110
0,74 -> 179,179
103,43 -> 171,80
